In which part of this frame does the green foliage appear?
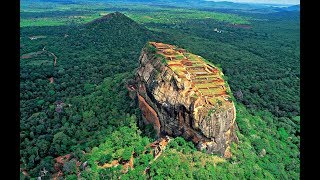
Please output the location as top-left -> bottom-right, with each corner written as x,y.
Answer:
148,137 -> 218,179
20,1 -> 299,179
63,159 -> 77,175
278,127 -> 289,141
36,99 -> 45,106
66,174 -> 78,180
142,124 -> 157,140
161,58 -> 167,65
230,103 -> 299,179
98,154 -> 112,166
20,1 -> 249,27
84,83 -> 96,94
145,43 -> 157,54
20,10 -> 153,177
135,143 -> 145,155
84,116 -> 151,178
122,147 -> 133,161
149,11 -> 300,119
154,53 -> 167,65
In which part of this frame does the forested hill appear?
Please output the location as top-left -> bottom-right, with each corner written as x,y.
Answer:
81,11 -> 153,50
87,11 -> 137,25
20,12 -> 155,177
57,11 -> 154,84
20,9 -> 300,179
57,11 -> 154,81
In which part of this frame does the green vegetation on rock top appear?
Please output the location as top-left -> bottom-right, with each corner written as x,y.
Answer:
20,1 -> 299,179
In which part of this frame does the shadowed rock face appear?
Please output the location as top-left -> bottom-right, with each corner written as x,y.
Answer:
135,42 -> 238,157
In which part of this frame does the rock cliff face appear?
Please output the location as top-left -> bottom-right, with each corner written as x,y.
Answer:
135,42 -> 238,157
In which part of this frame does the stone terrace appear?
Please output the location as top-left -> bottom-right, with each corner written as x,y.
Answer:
149,42 -> 230,106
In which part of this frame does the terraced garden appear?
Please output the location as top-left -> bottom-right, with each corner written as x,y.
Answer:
150,42 -> 231,107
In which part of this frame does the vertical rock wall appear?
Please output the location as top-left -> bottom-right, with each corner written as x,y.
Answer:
135,42 -> 238,157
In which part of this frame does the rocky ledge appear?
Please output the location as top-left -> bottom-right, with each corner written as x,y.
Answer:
134,42 -> 238,157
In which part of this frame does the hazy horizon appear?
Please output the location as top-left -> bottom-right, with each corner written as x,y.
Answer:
205,0 -> 300,5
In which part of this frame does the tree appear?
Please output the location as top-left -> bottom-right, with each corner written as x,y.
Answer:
278,128 -> 289,141
63,159 -> 77,175
53,132 -> 71,154
98,154 -> 112,166
122,147 -> 133,162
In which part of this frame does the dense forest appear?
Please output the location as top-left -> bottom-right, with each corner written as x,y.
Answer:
20,12 -> 154,177
20,1 -> 299,179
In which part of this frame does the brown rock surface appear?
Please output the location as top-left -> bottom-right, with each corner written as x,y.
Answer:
135,42 -> 238,157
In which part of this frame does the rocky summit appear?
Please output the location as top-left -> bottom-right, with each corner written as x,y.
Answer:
134,42 -> 238,157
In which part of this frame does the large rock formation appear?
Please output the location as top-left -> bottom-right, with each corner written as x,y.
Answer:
134,42 -> 238,157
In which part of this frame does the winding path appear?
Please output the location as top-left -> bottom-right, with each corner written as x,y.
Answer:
42,46 -> 57,66
42,46 -> 58,83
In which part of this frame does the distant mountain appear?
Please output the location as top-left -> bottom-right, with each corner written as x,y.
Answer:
260,4 -> 300,13
286,4 -> 300,11
27,0 -> 78,4
73,12 -> 154,50
21,0 -> 299,13
87,11 -> 139,26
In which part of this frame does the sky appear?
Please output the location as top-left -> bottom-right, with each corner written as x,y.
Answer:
206,0 -> 300,5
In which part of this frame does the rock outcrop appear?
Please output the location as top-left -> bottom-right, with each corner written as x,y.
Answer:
134,42 -> 238,157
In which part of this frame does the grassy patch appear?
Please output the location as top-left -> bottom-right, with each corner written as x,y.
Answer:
20,2 -> 250,27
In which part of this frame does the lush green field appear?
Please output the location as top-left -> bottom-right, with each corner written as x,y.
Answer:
20,0 -> 300,179
20,14 -> 102,27
20,2 -> 250,27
